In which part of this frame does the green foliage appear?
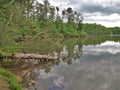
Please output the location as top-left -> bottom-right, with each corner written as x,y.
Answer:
110,27 -> 120,34
58,23 -> 79,37
0,45 -> 22,56
80,31 -> 88,37
82,23 -> 112,35
0,0 -> 84,40
0,68 -> 22,90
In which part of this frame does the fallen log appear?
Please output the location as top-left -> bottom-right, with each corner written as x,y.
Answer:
10,53 -> 58,60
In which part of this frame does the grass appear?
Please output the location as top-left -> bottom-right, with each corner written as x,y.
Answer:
0,68 -> 23,90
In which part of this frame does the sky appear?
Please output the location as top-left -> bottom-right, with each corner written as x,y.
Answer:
38,0 -> 120,27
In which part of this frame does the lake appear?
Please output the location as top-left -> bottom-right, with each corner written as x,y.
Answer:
14,36 -> 120,90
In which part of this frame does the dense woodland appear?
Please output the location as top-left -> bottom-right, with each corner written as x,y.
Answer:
0,0 -> 83,38
0,0 -> 119,40
82,23 -> 120,35
0,0 -> 120,90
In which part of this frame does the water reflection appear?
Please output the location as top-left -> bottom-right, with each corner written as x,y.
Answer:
83,41 -> 120,55
24,40 -> 120,90
73,44 -> 82,60
60,46 -> 68,59
1,36 -> 119,90
60,45 -> 82,63
25,69 -> 65,90
21,44 -> 83,90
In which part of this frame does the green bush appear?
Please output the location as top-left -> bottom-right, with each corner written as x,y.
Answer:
80,31 -> 88,37
0,68 -> 22,90
0,46 -> 22,56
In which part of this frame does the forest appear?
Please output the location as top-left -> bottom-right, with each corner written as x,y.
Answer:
1,0 -> 119,40
0,0 -> 120,90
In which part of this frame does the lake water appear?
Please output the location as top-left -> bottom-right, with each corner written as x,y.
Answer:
22,36 -> 120,90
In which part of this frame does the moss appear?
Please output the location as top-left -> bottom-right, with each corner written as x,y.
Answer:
0,68 -> 23,90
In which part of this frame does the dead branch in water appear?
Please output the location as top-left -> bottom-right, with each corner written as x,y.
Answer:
10,53 -> 58,60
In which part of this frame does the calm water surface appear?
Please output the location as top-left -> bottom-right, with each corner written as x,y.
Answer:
23,36 -> 120,90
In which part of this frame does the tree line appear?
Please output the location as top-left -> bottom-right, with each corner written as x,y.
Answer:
0,0 -> 83,37
0,0 -> 119,39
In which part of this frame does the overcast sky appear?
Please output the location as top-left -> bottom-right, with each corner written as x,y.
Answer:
38,0 -> 120,27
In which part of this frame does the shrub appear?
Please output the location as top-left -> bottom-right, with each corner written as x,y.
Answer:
0,68 -> 22,90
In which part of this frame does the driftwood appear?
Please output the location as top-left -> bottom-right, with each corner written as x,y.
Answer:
10,53 -> 58,60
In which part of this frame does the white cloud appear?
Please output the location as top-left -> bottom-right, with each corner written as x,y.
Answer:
99,0 -> 120,7
83,41 -> 120,54
37,0 -> 120,27
84,13 -> 120,21
83,13 -> 120,27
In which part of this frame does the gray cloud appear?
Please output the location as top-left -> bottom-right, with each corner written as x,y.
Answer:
75,1 -> 120,15
67,0 -> 79,5
49,0 -> 120,15
39,0 -> 120,27
85,18 -> 120,22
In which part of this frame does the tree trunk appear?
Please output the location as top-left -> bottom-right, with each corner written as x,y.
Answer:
10,53 -> 58,60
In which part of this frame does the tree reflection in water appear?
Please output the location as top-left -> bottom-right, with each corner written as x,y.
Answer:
22,44 -> 83,90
